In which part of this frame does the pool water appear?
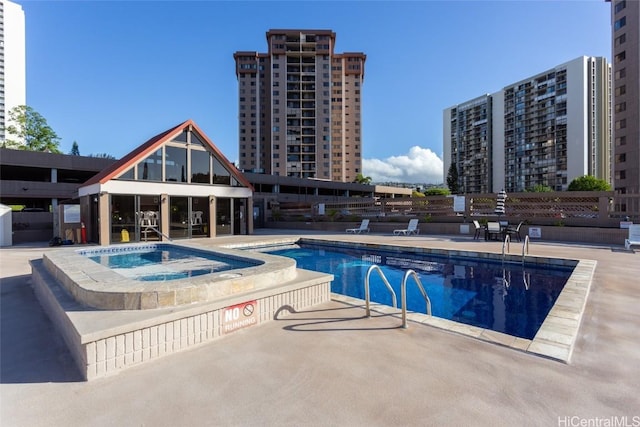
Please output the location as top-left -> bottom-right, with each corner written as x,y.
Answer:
260,243 -> 572,340
84,244 -> 260,281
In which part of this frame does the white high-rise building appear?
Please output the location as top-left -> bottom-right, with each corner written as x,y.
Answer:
0,0 -> 26,142
444,56 -> 611,193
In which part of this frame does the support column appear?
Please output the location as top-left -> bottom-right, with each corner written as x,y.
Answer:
160,194 -> 169,240
99,192 -> 110,246
209,196 -> 216,238
247,197 -> 254,235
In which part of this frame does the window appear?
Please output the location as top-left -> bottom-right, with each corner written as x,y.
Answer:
615,68 -> 626,80
138,149 -> 163,181
615,51 -> 626,63
615,102 -> 626,113
615,33 -> 626,46
165,146 -> 187,182
615,136 -> 626,146
616,153 -> 626,163
616,119 -> 627,130
615,85 -> 626,96
191,149 -> 211,183
614,16 -> 626,30
615,0 -> 626,13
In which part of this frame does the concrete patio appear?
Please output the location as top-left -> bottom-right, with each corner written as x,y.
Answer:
1,230 -> 639,426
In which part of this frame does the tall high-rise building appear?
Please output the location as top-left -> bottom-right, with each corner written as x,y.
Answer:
234,29 -> 366,182
0,0 -> 26,142
444,56 -> 611,194
608,0 -> 639,215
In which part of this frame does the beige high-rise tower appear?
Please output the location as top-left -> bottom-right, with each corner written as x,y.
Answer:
234,29 -> 366,182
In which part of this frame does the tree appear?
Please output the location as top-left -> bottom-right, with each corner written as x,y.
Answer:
1,105 -> 61,153
424,187 -> 450,196
527,184 -> 553,192
354,173 -> 372,185
70,141 -> 80,155
446,163 -> 459,194
568,175 -> 611,191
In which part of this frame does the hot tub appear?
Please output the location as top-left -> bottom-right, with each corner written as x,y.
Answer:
42,242 -> 297,310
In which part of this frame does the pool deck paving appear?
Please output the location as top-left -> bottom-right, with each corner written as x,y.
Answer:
1,229 -> 639,426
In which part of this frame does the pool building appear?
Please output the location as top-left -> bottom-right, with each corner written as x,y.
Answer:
78,120 -> 255,245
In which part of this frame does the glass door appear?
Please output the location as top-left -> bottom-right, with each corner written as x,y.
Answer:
169,196 -> 189,239
216,198 -> 232,235
169,196 -> 210,239
137,195 -> 161,242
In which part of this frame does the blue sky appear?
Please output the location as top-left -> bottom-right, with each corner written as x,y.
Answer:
16,0 -> 611,184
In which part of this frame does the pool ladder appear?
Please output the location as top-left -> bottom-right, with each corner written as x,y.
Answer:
502,234 -> 530,262
364,265 -> 432,329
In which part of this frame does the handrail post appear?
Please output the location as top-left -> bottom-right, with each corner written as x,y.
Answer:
401,269 -> 431,329
522,235 -> 529,260
502,234 -> 511,259
364,265 -> 397,318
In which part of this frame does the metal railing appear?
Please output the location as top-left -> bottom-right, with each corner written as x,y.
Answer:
141,226 -> 172,242
400,269 -> 432,329
364,265 -> 397,317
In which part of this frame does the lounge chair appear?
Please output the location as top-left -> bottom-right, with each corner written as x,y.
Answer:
625,224 -> 640,250
393,218 -> 420,236
346,219 -> 370,234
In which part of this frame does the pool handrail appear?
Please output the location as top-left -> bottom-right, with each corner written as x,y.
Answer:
401,269 -> 432,329
142,226 -> 173,242
522,235 -> 530,261
364,265 -> 397,317
502,234 -> 511,259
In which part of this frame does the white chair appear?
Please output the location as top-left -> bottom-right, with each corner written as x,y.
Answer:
472,220 -> 484,240
140,211 -> 158,240
346,219 -> 370,234
191,211 -> 203,226
393,219 -> 420,236
625,224 -> 640,250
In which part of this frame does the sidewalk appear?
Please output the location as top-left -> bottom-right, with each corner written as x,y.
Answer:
1,233 -> 639,426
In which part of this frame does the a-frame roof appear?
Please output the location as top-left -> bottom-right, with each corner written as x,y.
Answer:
82,119 -> 253,190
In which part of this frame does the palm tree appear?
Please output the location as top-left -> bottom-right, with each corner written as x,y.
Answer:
354,173 -> 372,185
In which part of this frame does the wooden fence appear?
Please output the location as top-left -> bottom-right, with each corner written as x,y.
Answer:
272,191 -> 639,227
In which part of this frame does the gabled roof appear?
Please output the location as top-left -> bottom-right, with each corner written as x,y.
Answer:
82,119 -> 253,191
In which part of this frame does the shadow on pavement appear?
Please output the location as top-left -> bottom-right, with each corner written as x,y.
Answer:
0,274 -> 83,383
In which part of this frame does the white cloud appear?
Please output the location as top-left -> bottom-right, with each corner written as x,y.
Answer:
363,146 -> 443,185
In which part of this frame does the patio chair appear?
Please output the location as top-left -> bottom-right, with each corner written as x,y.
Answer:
485,221 -> 502,241
346,219 -> 370,234
505,221 -> 523,242
472,220 -> 485,240
625,224 -> 640,250
393,218 -> 420,236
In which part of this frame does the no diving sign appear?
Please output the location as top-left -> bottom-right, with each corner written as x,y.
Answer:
221,300 -> 258,335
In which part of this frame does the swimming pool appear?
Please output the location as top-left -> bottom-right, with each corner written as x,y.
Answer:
82,244 -> 261,281
256,242 -> 573,340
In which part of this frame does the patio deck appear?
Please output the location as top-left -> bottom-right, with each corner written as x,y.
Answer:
1,229 -> 638,426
